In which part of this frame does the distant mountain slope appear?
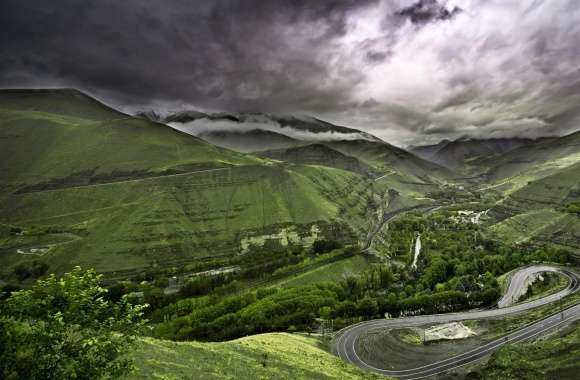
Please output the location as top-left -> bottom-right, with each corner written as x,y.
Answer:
159,109 -> 456,192
478,130 -> 580,183
326,140 -> 453,182
482,131 -> 580,252
197,129 -> 299,153
410,137 -> 537,169
408,139 -> 451,161
161,110 -> 383,145
321,139 -> 455,197
164,110 -> 381,140
0,89 -> 383,277
256,144 -> 373,176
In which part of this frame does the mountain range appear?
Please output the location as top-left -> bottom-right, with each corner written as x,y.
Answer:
1,89 -> 579,279
0,89 -> 448,279
409,137 -> 543,170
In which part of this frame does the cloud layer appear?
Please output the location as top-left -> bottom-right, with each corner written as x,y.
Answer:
1,0 -> 580,145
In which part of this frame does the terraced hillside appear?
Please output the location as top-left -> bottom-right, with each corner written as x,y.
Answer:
0,90 -> 379,277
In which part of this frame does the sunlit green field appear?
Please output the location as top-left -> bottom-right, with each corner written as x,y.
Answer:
127,333 -> 386,380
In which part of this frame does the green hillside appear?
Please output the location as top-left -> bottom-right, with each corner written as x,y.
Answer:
506,161 -> 580,207
326,140 -> 452,180
324,140 -> 454,197
128,334 -> 385,380
472,132 -> 580,252
256,144 -> 374,176
0,90 -> 379,278
0,89 -> 257,191
473,321 -> 580,379
475,131 -> 580,190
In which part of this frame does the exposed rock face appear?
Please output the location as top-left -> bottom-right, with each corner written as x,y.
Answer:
424,322 -> 476,342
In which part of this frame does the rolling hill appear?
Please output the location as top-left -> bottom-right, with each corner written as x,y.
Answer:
0,89 -> 257,192
128,333 -> 385,380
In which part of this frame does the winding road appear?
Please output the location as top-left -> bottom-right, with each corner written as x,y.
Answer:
332,265 -> 580,379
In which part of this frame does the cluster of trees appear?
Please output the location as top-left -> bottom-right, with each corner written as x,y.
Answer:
105,239 -> 349,316
561,201 -> 580,215
13,260 -> 48,281
0,267 -> 146,380
151,254 -> 505,341
149,210 -> 573,342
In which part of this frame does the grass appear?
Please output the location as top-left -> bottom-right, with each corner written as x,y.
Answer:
395,328 -> 423,346
127,333 -> 386,380
0,163 -> 371,275
275,255 -> 373,287
489,209 -> 566,244
0,89 -> 378,277
473,321 -> 580,379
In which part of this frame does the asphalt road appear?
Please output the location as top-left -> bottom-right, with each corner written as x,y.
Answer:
497,265 -> 564,308
333,265 -> 580,379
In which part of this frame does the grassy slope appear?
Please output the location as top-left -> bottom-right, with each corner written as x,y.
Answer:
325,140 -> 453,197
489,209 -> 568,244
326,140 -> 453,181
0,90 -> 375,275
482,135 -> 580,251
0,89 -> 256,188
256,144 -> 373,176
477,130 -> 580,192
475,321 -> 580,380
127,333 -> 385,380
276,255 -> 373,287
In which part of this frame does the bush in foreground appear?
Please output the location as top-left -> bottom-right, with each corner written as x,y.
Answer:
0,267 -> 147,380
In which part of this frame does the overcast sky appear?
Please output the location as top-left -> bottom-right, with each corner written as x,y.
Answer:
1,0 -> 580,145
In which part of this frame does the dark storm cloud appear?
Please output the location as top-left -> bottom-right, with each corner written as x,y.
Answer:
2,0 -> 580,146
365,50 -> 390,63
395,0 -> 462,25
0,0 -> 376,112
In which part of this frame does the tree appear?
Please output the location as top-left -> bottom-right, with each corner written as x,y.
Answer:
0,267 -> 147,380
356,297 -> 378,317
